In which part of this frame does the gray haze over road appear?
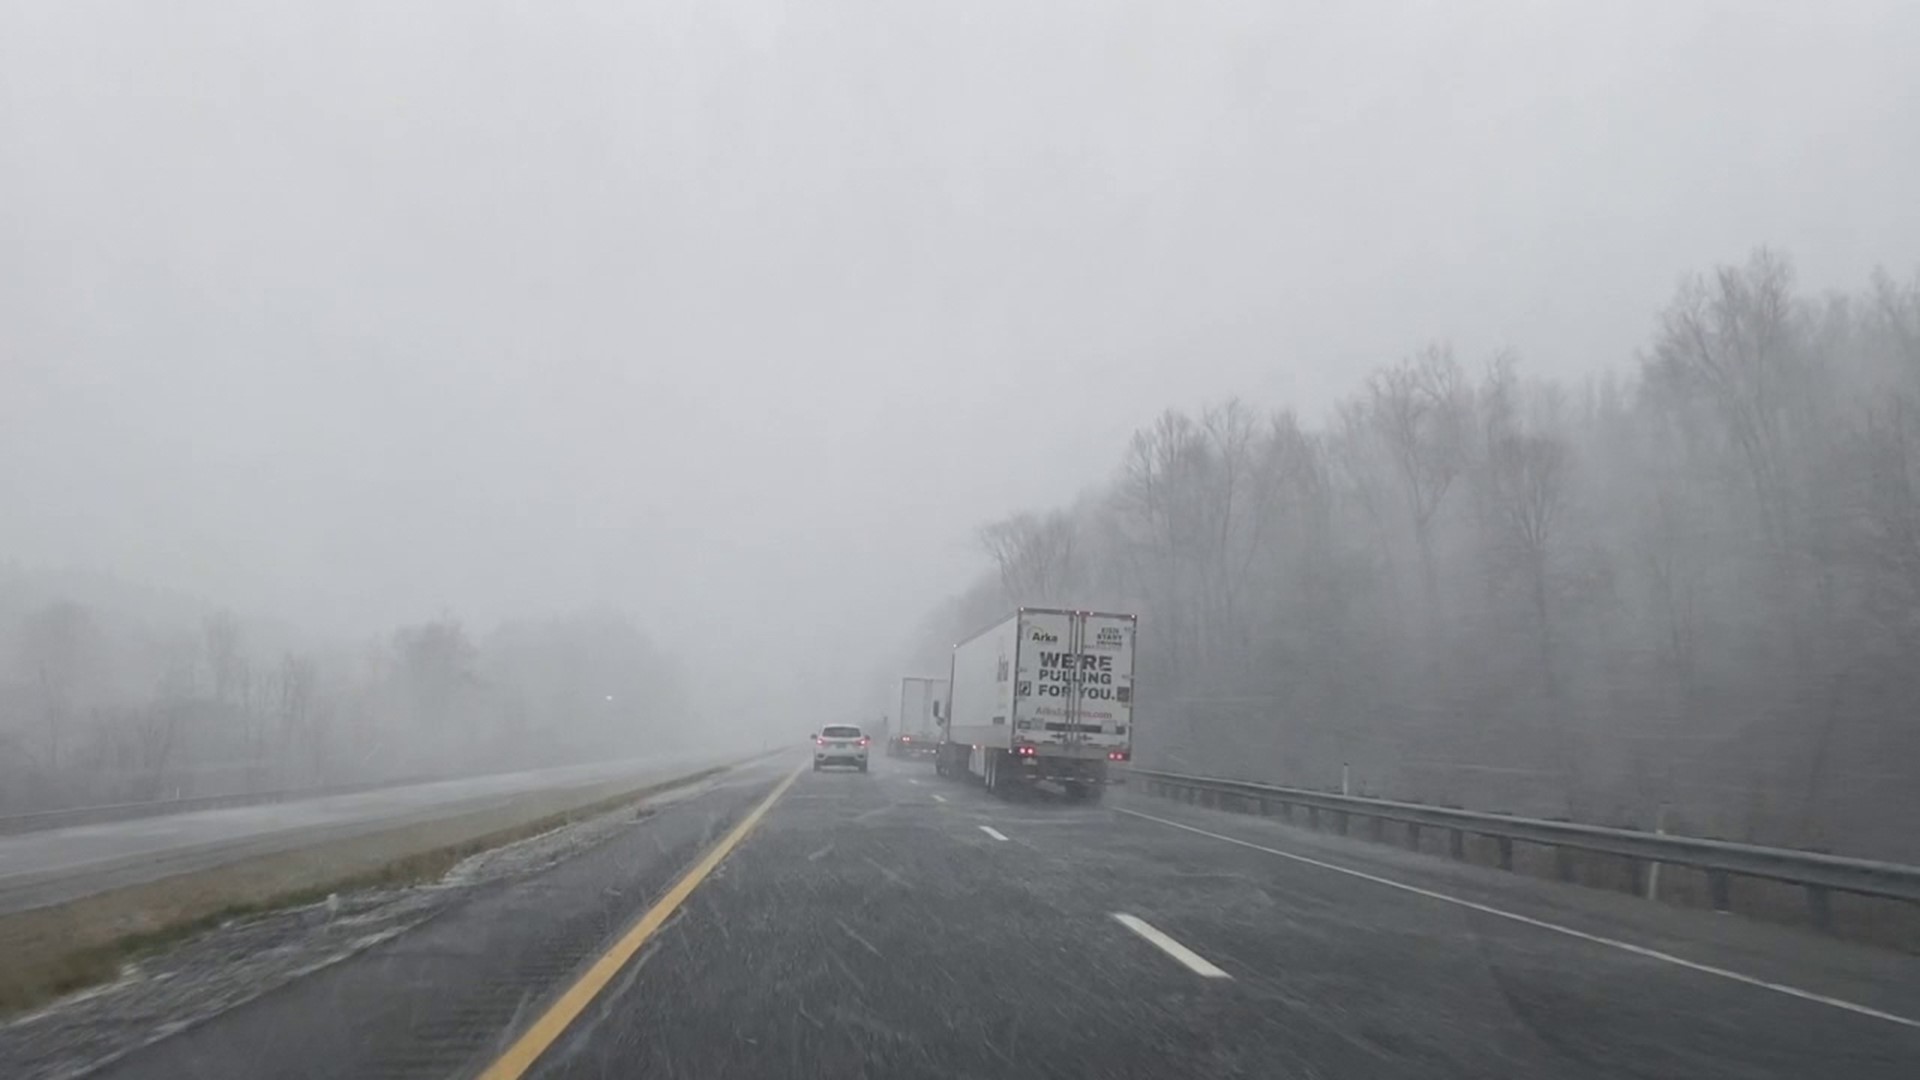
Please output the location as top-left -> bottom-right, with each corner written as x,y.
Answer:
5,8 -> 1920,1070
6,2 -> 1918,727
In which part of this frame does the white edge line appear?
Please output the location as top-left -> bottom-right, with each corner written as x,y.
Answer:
1112,912 -> 1231,979
1118,807 -> 1920,1030
979,825 -> 1009,841
931,794 -> 948,803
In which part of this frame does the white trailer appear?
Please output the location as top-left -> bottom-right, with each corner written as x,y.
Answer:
935,608 -> 1136,800
889,676 -> 948,758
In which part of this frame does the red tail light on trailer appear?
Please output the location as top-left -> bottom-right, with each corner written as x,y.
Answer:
1107,750 -> 1130,761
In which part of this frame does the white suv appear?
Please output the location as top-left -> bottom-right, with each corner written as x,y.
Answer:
813,724 -> 870,772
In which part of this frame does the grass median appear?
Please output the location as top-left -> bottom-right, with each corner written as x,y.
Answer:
0,762 -> 736,1016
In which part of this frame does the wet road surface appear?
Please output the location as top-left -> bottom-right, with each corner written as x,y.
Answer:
78,755 -> 1920,1078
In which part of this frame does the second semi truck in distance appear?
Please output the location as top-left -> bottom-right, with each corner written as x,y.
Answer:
890,676 -> 948,758
934,608 -> 1136,800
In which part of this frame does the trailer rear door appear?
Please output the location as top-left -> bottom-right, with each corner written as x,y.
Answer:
1013,610 -> 1134,750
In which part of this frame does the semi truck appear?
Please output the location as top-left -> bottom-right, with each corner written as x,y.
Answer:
889,676 -> 948,758
933,608 -> 1136,800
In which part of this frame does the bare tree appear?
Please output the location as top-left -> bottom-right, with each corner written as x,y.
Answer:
203,610 -> 245,708
273,653 -> 321,784
1487,430 -> 1570,675
394,617 -> 478,742
977,510 -> 1080,605
1365,344 -> 1471,622
1329,399 -> 1403,614
135,642 -> 199,799
1868,268 -> 1920,388
1637,478 -> 1703,687
1192,400 -> 1294,661
18,601 -> 99,774
1647,248 -> 1812,554
1114,410 -> 1212,680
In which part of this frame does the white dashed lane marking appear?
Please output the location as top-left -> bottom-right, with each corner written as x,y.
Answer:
1112,913 -> 1232,979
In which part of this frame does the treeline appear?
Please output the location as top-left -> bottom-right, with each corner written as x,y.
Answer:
0,582 -> 687,814
921,249 -> 1920,859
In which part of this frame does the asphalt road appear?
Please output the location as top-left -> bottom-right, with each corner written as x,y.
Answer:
76,755 -> 1920,1079
0,751 -> 731,914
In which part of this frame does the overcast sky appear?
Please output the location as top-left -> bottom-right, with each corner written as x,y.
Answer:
4,1 -> 1918,717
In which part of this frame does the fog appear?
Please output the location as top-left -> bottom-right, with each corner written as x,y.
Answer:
4,4 -> 1919,820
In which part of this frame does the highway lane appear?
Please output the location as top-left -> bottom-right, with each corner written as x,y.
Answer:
75,755 -> 1920,1078
72,760 -> 795,1080
0,751 -> 735,914
520,761 -> 1920,1079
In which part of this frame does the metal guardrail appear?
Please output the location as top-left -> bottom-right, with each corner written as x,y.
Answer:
1130,768 -> 1920,927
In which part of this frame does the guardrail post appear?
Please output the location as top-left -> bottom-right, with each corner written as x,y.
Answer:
1280,801 -> 1292,822
1368,816 -> 1384,840
1806,885 -> 1833,931
1255,797 -> 1267,816
1334,811 -> 1349,836
1307,806 -> 1320,830
1448,829 -> 1464,859
1497,837 -> 1514,871
1646,804 -> 1669,901
1554,847 -> 1575,882
1406,823 -> 1422,851
1709,870 -> 1731,912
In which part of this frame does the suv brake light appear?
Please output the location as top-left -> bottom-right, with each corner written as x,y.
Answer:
858,737 -> 870,747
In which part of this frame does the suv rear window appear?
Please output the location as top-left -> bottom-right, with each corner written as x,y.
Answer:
821,725 -> 863,738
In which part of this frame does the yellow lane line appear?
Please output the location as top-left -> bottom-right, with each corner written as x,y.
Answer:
477,763 -> 806,1079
